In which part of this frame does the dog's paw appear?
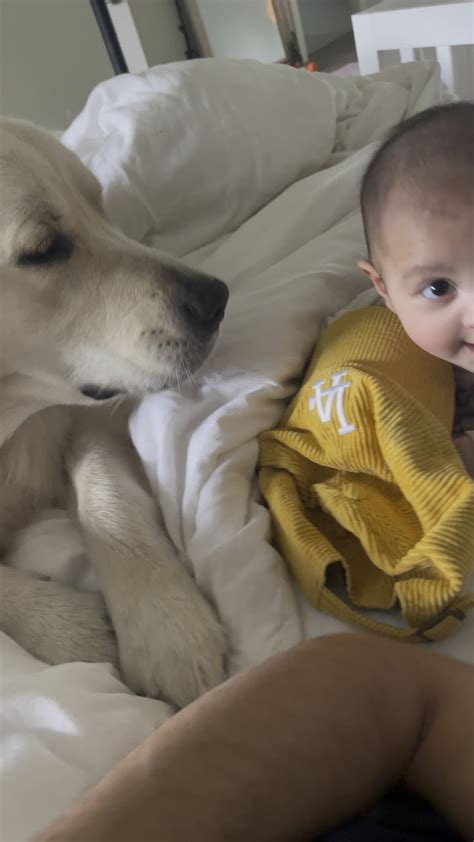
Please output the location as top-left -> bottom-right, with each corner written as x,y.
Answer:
45,586 -> 119,667
3,571 -> 118,668
116,581 -> 226,708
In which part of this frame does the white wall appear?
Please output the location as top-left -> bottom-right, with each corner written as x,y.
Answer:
130,0 -> 188,65
0,0 -> 187,132
195,0 -> 283,63
298,0 -> 352,54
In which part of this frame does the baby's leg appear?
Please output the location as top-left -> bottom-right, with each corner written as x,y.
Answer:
36,634 -> 474,842
404,641 -> 474,837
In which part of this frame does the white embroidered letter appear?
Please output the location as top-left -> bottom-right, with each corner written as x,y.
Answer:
309,370 -> 356,435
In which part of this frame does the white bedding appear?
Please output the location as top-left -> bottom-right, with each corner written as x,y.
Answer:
2,58 -> 472,841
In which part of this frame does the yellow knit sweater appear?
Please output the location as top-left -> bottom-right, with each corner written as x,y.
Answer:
259,307 -> 474,641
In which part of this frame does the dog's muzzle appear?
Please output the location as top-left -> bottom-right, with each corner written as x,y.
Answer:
175,274 -> 229,333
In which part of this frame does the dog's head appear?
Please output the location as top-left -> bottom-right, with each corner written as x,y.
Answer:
0,119 -> 228,398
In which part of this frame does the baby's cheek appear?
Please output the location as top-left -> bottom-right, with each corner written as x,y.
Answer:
399,314 -> 436,354
401,312 -> 456,362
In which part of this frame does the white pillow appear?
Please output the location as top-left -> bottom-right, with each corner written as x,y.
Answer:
62,58 -> 336,255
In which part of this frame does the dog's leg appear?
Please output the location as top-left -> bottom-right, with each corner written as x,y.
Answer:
68,434 -> 226,707
0,564 -> 118,666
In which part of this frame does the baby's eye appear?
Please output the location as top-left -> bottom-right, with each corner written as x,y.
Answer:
420,279 -> 454,300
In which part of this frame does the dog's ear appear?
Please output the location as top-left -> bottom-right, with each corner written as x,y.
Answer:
0,119 -> 103,266
0,177 -> 60,267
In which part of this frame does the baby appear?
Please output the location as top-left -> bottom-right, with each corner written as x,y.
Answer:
259,102 -> 473,642
357,101 -> 474,474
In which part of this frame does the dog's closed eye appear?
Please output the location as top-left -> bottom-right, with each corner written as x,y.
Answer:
17,233 -> 73,267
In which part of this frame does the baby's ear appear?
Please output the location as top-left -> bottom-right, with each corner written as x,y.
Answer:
358,260 -> 392,307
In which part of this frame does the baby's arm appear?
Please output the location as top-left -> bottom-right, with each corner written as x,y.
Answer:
36,634 -> 474,842
454,368 -> 474,476
454,432 -> 474,477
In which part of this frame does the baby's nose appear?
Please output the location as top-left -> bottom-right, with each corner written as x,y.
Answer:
462,300 -> 474,330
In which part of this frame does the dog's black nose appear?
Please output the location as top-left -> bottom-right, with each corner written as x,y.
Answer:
177,275 -> 229,331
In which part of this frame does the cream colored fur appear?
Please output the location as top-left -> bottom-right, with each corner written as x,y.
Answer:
0,118 -> 228,707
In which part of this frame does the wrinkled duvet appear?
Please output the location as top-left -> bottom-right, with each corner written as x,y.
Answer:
2,58 -> 472,841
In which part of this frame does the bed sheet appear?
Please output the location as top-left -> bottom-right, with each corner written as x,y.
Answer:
2,59 -> 471,842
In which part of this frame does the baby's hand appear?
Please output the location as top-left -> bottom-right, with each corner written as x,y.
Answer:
454,433 -> 474,478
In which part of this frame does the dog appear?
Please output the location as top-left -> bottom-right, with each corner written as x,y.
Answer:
0,118 -> 229,707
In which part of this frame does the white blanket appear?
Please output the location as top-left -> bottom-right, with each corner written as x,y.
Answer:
2,59 -> 472,841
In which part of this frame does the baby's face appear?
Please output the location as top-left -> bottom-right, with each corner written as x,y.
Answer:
359,193 -> 474,372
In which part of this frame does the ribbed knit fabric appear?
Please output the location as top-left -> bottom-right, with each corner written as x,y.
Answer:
259,307 -> 474,640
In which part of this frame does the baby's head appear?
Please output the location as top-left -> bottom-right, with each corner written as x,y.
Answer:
359,102 -> 474,372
